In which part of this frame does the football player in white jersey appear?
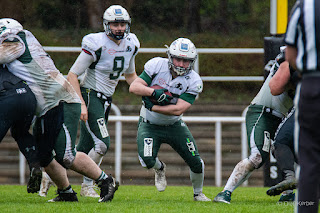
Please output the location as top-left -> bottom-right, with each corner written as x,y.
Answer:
65,5 -> 139,197
0,18 -> 117,202
129,38 -> 211,201
213,47 -> 294,204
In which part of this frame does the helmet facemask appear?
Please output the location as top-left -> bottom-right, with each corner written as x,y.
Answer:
103,5 -> 131,40
167,53 -> 196,76
103,21 -> 130,40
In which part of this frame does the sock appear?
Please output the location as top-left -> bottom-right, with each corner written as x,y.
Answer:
190,159 -> 204,195
283,190 -> 294,195
96,171 -> 108,182
152,157 -> 163,170
83,148 -> 104,185
283,169 -> 295,180
224,158 -> 255,192
59,185 -> 73,193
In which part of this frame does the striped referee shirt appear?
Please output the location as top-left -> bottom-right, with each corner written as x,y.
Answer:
284,0 -> 320,72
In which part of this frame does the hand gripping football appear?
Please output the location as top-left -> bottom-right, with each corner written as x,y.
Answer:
149,85 -> 173,105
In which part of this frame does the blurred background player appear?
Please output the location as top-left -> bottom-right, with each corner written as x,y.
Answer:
129,38 -> 210,201
266,46 -> 300,202
0,64 -> 41,194
63,5 -> 138,198
213,47 -> 294,204
0,18 -> 117,202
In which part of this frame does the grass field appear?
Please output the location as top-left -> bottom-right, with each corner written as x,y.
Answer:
0,185 -> 296,213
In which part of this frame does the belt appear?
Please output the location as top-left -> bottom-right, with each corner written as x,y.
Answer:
264,107 -> 284,119
96,92 -> 112,101
141,117 -> 179,126
142,118 -> 151,124
82,87 -> 112,101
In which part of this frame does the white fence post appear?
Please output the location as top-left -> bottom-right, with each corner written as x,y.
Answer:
215,121 -> 222,187
111,104 -> 122,183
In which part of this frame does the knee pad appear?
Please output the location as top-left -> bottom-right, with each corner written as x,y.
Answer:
55,152 -> 76,169
95,141 -> 108,156
248,151 -> 263,169
138,155 -> 156,169
190,158 -> 204,174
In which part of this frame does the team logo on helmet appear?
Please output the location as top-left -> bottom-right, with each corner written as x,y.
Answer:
180,43 -> 188,51
114,9 -> 123,15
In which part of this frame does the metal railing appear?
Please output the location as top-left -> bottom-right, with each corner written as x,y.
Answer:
43,46 -> 265,82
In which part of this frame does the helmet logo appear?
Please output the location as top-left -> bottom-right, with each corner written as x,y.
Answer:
180,43 -> 189,51
0,26 -> 6,34
114,9 -> 123,15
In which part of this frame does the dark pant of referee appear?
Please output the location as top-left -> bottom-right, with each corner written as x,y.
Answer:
296,76 -> 320,213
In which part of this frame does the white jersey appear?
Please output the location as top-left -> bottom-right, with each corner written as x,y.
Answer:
251,62 -> 293,115
0,30 -> 81,116
140,57 -> 203,125
78,32 -> 140,97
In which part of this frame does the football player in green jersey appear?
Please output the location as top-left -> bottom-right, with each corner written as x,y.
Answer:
129,38 -> 210,201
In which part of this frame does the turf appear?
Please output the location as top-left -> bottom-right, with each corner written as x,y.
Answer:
0,185 -> 295,213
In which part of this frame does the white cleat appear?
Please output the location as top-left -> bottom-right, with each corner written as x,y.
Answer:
194,192 -> 212,201
154,162 -> 167,192
80,183 -> 100,198
39,172 -> 55,197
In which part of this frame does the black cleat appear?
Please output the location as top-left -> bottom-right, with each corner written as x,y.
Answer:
96,175 -> 118,203
48,189 -> 78,202
27,167 -> 42,193
266,178 -> 297,196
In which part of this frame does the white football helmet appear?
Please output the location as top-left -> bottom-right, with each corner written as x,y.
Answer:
0,18 -> 23,34
103,5 -> 131,40
166,38 -> 197,76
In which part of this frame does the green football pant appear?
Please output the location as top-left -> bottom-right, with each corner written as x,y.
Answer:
137,118 -> 203,173
76,87 -> 111,155
246,104 -> 283,168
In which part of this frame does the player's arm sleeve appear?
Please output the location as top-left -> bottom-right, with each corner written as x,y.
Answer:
138,58 -> 160,86
69,51 -> 94,76
81,34 -> 99,61
138,71 -> 152,86
180,78 -> 203,104
0,35 -> 25,64
125,34 -> 140,75
125,46 -> 139,74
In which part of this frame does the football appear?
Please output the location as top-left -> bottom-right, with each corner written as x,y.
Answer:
149,85 -> 172,105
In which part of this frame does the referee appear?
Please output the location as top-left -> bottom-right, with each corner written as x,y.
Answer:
285,0 -> 320,212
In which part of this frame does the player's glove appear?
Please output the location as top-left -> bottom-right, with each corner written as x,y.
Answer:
151,89 -> 173,106
142,96 -> 154,111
